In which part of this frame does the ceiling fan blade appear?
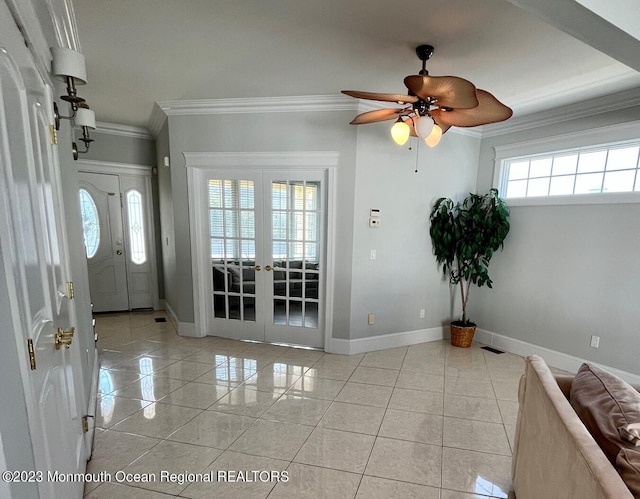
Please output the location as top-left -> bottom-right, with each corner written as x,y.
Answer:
404,75 -> 479,109
349,107 -> 412,125
430,90 -> 512,127
342,90 -> 418,105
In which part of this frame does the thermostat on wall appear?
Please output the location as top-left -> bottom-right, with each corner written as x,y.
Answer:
369,208 -> 380,227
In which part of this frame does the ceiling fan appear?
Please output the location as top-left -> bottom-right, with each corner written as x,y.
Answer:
342,45 -> 513,147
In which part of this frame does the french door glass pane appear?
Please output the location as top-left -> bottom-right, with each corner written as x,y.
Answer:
209,179 -> 256,322
271,180 -> 320,329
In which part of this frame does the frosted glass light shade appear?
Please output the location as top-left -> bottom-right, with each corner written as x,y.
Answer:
425,124 -> 443,148
51,47 -> 87,84
75,108 -> 95,129
414,116 -> 433,139
390,119 -> 410,145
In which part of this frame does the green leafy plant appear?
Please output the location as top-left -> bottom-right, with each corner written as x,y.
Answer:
429,188 -> 510,326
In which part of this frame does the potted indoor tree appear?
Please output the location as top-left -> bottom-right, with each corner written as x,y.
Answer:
429,188 -> 510,347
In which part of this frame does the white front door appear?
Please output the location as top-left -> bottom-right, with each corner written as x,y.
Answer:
206,170 -> 326,348
78,172 -> 130,312
0,3 -> 86,497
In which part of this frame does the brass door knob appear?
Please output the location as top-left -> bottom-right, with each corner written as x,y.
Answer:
255,265 -> 262,271
265,265 -> 273,271
55,327 -> 75,350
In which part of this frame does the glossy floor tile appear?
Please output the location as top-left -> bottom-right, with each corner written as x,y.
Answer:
85,311 -> 526,498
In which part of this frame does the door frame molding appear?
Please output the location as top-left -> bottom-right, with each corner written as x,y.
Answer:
77,159 -> 160,310
184,151 -> 339,351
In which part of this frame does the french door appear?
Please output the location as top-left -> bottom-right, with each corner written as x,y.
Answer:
206,170 -> 325,348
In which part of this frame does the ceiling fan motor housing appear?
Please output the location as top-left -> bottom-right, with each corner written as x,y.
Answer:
416,44 -> 434,76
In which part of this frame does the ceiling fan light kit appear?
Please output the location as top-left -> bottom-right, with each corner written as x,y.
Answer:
391,117 -> 411,145
342,44 -> 512,148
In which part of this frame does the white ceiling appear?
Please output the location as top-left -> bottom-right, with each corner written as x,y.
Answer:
71,0 -> 640,130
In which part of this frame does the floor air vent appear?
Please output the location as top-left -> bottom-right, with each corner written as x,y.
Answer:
481,346 -> 504,354
154,317 -> 167,323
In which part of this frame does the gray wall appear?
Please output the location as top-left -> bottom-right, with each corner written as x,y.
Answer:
162,109 -> 358,333
156,122 -> 174,312
160,109 -> 479,341
349,126 -> 480,339
81,130 -> 156,166
473,105 -> 640,375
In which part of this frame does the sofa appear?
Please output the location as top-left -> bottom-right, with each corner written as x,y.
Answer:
513,355 -> 640,498
212,260 -> 319,298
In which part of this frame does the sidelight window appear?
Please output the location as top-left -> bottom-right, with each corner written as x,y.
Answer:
126,190 -> 147,264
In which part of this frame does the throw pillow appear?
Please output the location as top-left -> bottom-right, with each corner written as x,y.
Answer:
570,363 -> 640,497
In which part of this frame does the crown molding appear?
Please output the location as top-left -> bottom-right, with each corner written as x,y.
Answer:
148,103 -> 168,138
94,121 -> 152,140
143,87 -> 636,144
483,86 -> 640,138
156,94 -> 356,117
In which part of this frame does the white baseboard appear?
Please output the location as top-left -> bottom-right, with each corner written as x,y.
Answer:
327,327 -> 446,355
476,328 -> 640,385
164,301 -> 200,337
325,326 -> 640,384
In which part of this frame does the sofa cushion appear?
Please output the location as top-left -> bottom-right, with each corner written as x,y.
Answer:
570,363 -> 640,496
620,423 -> 640,446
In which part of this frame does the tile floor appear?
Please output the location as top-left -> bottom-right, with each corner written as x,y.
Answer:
84,311 -> 526,498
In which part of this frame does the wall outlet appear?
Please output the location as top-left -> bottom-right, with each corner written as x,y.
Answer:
370,249 -> 376,260
419,308 -> 425,318
368,313 -> 375,325
590,335 -> 600,348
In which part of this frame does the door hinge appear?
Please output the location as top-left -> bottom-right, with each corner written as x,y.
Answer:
66,281 -> 74,299
81,416 -> 89,433
49,124 -> 58,145
27,339 -> 36,370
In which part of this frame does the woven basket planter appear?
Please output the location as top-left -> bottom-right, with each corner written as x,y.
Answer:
450,322 -> 476,348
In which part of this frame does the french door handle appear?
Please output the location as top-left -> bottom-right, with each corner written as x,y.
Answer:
265,265 -> 273,271
255,265 -> 261,271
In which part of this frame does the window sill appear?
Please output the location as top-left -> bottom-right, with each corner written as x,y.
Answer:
504,191 -> 640,207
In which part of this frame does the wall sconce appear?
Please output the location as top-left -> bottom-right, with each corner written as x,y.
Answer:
51,47 -> 87,130
72,107 -> 96,160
